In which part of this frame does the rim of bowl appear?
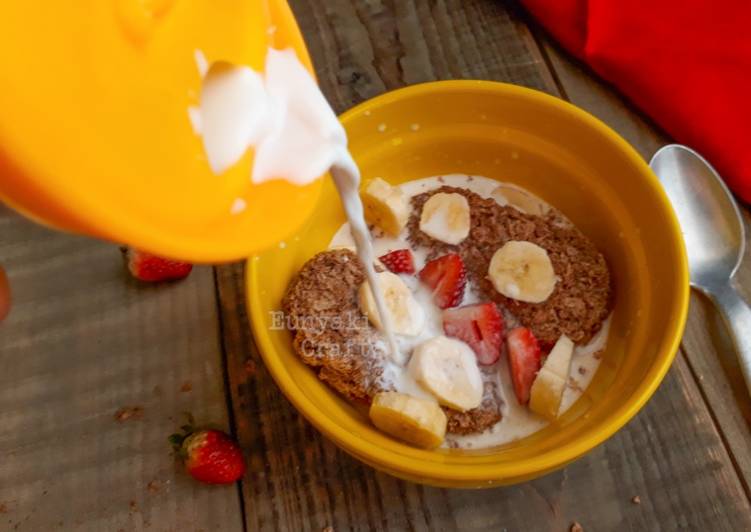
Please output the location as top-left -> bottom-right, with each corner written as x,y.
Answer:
247,80 -> 690,483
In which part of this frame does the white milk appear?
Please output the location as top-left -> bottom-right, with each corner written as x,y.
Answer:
192,48 -> 348,185
192,47 -> 402,364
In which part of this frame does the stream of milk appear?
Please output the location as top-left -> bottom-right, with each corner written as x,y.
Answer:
329,154 -> 403,364
191,47 -> 402,364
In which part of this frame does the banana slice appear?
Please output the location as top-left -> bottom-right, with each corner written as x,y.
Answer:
488,241 -> 557,303
359,271 -> 425,336
419,192 -> 470,245
408,336 -> 483,412
491,184 -> 550,216
369,392 -> 447,448
529,335 -> 574,420
361,178 -> 410,236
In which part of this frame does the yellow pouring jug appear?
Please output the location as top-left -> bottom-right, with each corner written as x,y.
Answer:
0,1 -> 323,262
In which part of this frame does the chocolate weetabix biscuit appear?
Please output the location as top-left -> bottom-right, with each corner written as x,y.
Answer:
407,186 -> 612,347
282,249 -> 387,403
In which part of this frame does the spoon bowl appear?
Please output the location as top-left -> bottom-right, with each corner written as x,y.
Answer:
650,145 -> 745,289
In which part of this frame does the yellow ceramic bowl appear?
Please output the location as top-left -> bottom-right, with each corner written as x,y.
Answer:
247,81 -> 689,487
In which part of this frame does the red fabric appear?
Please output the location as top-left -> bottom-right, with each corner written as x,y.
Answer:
522,0 -> 751,204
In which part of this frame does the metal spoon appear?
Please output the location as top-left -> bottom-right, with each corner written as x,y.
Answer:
650,144 -> 751,392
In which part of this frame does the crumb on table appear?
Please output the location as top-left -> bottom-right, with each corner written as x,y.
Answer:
114,406 -> 144,422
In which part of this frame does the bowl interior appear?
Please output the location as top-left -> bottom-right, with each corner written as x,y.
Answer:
248,81 -> 688,486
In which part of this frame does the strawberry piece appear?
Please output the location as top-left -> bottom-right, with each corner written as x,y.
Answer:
171,427 -> 246,485
379,249 -> 415,274
507,327 -> 542,405
418,253 -> 466,309
125,248 -> 193,282
442,302 -> 505,365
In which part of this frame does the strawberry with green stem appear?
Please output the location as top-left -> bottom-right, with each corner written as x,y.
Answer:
169,415 -> 246,485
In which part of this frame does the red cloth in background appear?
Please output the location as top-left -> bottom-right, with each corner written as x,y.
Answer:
522,0 -> 751,204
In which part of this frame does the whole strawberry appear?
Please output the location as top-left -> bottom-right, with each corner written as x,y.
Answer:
123,247 -> 193,282
170,424 -> 246,484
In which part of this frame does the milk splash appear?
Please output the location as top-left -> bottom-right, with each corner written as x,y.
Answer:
191,47 -> 402,363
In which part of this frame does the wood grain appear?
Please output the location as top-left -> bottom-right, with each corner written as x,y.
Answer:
216,1 -> 751,530
534,29 -> 751,498
0,208 -> 243,532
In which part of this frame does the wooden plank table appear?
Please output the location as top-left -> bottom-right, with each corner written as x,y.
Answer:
1,1 -> 750,530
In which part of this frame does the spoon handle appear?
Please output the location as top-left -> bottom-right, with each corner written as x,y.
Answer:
711,282 -> 751,393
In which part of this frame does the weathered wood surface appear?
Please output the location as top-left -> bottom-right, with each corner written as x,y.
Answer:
2,0 -> 751,531
0,207 -> 244,532
216,1 -> 751,531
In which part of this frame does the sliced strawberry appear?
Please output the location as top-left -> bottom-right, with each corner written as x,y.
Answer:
379,249 -> 415,274
507,327 -> 542,405
125,248 -> 193,282
442,302 -> 505,365
418,253 -> 466,309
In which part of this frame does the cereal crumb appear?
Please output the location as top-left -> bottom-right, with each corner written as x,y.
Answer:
578,367 -> 587,375
244,359 -> 257,377
129,500 -> 138,513
322,527 -> 334,532
0,503 -> 7,514
147,480 -> 161,494
180,381 -> 193,393
115,406 -> 144,422
571,522 -> 583,532
593,350 -> 603,360
567,378 -> 583,393
632,495 -> 641,505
